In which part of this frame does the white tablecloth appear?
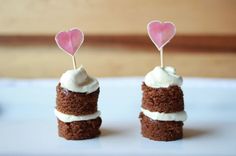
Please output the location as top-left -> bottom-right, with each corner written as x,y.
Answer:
0,77 -> 236,156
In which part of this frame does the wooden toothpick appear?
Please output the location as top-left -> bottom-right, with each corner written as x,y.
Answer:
55,28 -> 84,71
160,48 -> 164,68
72,55 -> 77,70
147,20 -> 176,68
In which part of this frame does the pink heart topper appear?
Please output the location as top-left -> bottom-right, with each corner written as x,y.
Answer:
55,28 -> 84,56
147,20 -> 176,51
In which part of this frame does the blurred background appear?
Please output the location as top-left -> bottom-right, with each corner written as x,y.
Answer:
0,0 -> 235,78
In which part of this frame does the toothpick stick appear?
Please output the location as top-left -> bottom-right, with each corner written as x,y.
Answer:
147,20 -> 176,68
72,55 -> 77,69
160,48 -> 164,68
55,28 -> 84,70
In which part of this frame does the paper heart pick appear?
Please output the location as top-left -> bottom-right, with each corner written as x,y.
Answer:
147,20 -> 176,51
55,28 -> 84,56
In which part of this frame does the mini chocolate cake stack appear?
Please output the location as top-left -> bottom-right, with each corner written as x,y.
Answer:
55,66 -> 102,140
139,66 -> 187,141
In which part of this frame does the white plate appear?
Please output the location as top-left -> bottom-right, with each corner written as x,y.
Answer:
0,77 -> 236,156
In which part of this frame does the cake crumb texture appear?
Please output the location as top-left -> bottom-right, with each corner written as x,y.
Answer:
56,83 -> 99,116
139,113 -> 183,141
142,82 -> 184,113
57,117 -> 102,140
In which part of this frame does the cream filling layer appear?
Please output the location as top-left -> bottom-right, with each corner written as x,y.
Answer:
54,109 -> 101,123
141,108 -> 187,121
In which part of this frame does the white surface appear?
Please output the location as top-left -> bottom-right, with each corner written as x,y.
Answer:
0,77 -> 236,156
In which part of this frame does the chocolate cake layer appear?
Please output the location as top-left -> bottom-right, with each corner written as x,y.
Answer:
57,117 -> 102,140
139,113 -> 183,141
56,83 -> 99,116
142,82 -> 184,113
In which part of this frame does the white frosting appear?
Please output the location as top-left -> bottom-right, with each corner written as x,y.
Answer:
144,66 -> 183,88
141,108 -> 187,121
54,109 -> 101,123
59,66 -> 99,93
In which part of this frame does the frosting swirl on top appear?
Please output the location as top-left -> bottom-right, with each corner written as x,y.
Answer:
59,66 -> 99,93
144,66 -> 183,88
